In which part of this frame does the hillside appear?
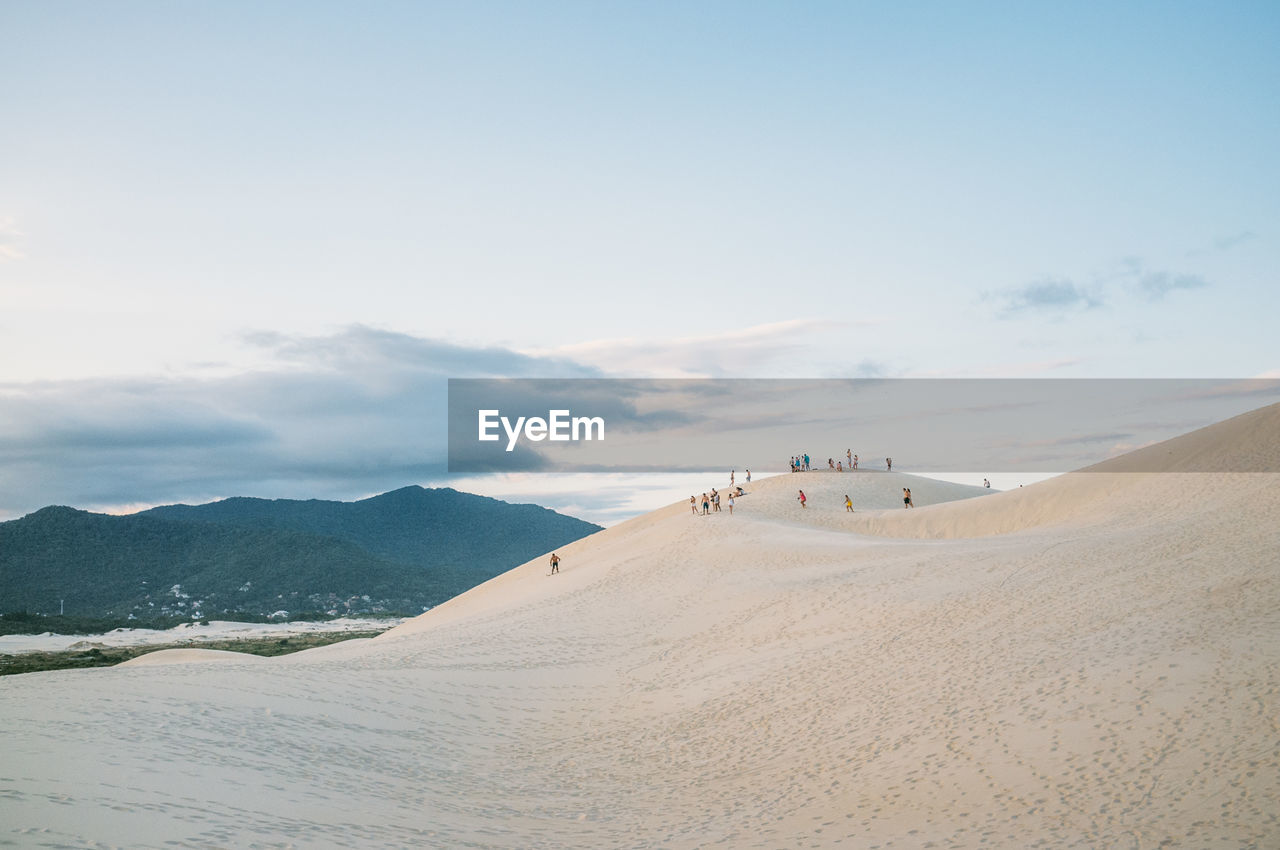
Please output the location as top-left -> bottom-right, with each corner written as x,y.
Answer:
0,487 -> 600,619
142,485 -> 595,570
2,406 -> 1277,848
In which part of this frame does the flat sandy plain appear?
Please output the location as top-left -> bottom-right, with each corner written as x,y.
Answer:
2,405 -> 1278,848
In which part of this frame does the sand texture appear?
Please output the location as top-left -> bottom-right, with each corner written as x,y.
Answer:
2,405 -> 1278,848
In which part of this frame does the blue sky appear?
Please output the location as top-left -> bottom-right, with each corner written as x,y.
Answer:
1,2 -> 1277,521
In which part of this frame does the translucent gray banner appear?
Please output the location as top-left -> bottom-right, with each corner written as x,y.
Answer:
447,379 -> 1280,473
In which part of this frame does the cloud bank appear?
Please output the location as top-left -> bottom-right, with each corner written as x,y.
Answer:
0,326 -> 598,519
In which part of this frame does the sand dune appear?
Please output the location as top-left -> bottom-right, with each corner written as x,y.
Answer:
119,647 -> 272,667
2,406 -> 1278,848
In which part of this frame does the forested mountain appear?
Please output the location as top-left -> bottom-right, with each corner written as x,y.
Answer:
0,487 -> 600,619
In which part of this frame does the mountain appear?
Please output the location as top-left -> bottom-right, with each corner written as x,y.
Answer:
141,486 -> 595,570
0,487 -> 600,619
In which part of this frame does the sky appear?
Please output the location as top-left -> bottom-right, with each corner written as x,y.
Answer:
1,1 -> 1278,523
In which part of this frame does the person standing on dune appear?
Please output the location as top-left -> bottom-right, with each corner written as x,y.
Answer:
549,553 -> 560,575
903,487 -> 913,508
845,494 -> 853,512
886,457 -> 892,472
690,496 -> 698,515
797,489 -> 807,508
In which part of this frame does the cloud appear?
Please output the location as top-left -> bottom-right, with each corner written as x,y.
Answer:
1108,257 -> 1210,302
0,322 -> 890,518
987,278 -> 1103,317
986,255 -> 1213,319
1184,230 -> 1259,258
243,324 -> 601,379
1137,271 -> 1208,301
1214,231 -> 1258,251
0,327 -> 598,519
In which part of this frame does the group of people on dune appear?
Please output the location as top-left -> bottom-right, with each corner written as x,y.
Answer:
795,486 -> 912,511
793,450 -> 896,473
690,459 -> 916,519
690,468 -> 750,517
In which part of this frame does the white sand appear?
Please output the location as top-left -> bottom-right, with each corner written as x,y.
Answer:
1,404 -> 1277,848
0,618 -> 403,656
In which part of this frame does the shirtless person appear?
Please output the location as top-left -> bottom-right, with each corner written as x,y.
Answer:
549,553 -> 561,574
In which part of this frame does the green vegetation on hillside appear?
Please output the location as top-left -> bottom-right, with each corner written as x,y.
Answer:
0,486 -> 600,619
0,629 -> 389,676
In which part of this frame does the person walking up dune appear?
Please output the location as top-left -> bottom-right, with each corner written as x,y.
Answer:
797,489 -> 807,508
903,487 -> 913,508
549,553 -> 560,575
845,494 -> 853,512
